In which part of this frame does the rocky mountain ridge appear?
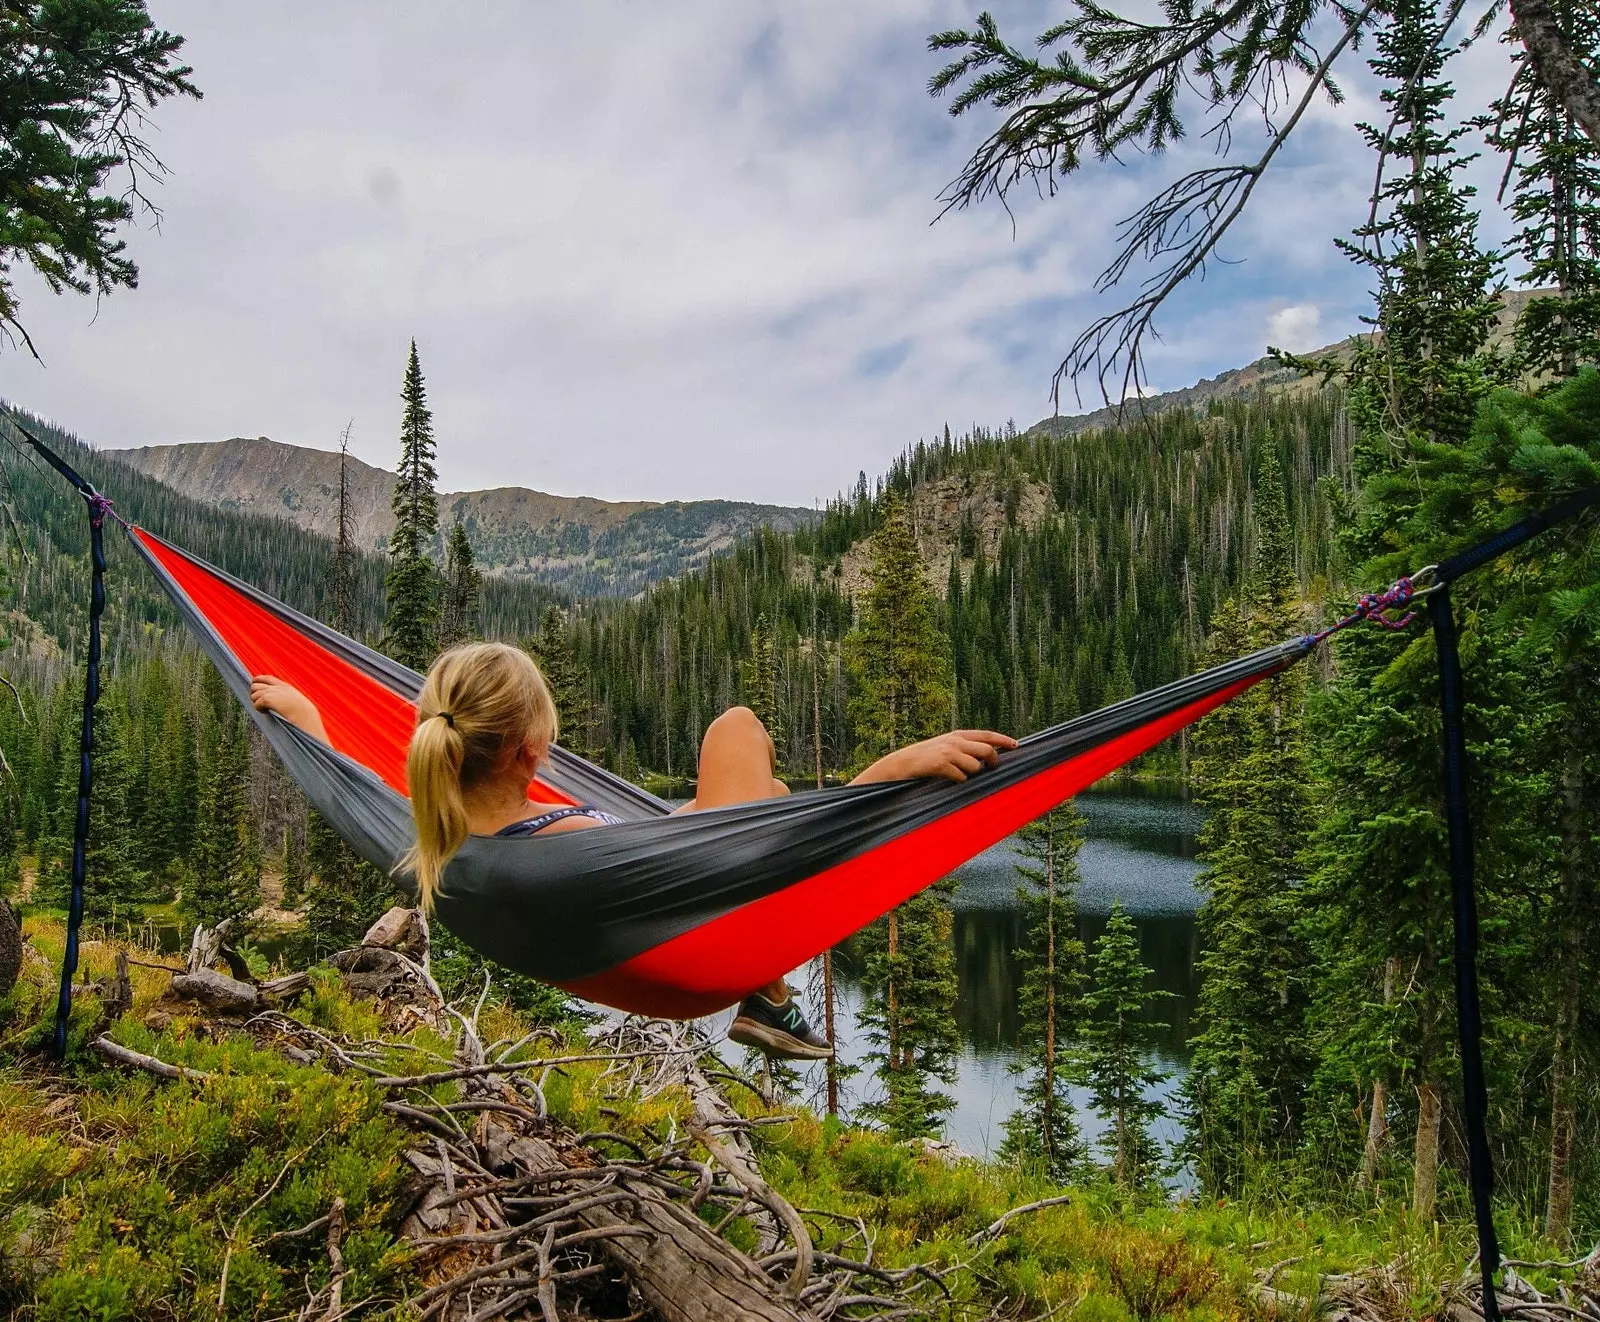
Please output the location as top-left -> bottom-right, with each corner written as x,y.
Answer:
106,437 -> 812,598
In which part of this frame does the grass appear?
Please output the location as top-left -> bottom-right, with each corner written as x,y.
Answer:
0,913 -> 1559,1321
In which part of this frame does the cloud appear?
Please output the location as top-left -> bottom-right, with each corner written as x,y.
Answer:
0,2 -> 1517,506
1267,304 -> 1324,353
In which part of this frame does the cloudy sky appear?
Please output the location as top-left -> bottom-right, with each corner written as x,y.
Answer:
0,3 -> 1515,505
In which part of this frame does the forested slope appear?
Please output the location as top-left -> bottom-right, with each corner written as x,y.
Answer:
566,387 -> 1351,779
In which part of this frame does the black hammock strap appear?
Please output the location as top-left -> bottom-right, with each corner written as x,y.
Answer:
5,421 -> 122,1058
15,413 -> 1599,1319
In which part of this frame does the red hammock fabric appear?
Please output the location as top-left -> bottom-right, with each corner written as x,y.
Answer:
130,524 -> 1299,1018
137,529 -> 577,807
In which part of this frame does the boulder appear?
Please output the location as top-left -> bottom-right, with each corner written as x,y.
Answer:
362,906 -> 426,956
170,967 -> 259,1014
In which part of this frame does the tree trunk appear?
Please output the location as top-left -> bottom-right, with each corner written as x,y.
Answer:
1042,831 -> 1057,1165
1546,690 -> 1587,1242
887,909 -> 900,1071
0,899 -> 20,999
483,1121 -> 810,1322
1510,0 -> 1600,146
823,949 -> 839,1117
1413,1080 -> 1441,1221
1357,956 -> 1398,1192
813,648 -> 839,1117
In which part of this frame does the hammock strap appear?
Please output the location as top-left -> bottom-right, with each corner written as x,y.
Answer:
1428,585 -> 1501,1322
5,422 -> 114,1058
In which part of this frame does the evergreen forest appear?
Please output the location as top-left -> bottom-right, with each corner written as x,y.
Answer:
1,0 -> 1599,1317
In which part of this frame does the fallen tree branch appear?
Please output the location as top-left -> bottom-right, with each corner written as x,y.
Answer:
91,1034 -> 212,1082
691,1121 -> 814,1301
968,1193 -> 1074,1244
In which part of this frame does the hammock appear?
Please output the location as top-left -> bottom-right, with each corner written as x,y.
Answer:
120,524 -> 1305,1018
24,418 -> 1597,1322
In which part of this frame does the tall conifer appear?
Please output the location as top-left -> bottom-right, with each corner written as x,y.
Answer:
181,710 -> 260,932
999,802 -> 1089,1181
847,496 -> 961,1138
1082,902 -> 1170,1191
1184,449 -> 1315,1193
386,340 -> 440,669
1302,0 -> 1511,1220
438,519 -> 482,649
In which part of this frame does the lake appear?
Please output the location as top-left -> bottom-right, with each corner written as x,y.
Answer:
740,783 -> 1207,1161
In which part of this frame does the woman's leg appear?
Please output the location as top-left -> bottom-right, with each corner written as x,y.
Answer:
683,706 -> 789,813
686,707 -> 791,1003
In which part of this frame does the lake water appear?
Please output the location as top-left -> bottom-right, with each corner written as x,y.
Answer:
736,784 -> 1207,1161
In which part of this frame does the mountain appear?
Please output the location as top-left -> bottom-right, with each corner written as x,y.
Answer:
1024,288 -> 1548,439
106,437 -> 814,597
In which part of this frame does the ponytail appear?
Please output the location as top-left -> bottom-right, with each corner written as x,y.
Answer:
398,643 -> 557,911
402,712 -> 472,911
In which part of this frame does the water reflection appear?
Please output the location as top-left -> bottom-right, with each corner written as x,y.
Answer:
824,787 -> 1204,1158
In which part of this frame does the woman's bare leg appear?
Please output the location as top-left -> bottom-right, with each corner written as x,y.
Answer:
683,706 -> 789,813
685,707 -> 791,1002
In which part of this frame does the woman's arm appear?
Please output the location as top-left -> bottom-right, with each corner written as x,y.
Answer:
850,730 -> 1017,785
250,676 -> 331,745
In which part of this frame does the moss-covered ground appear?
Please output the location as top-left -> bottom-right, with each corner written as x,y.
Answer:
0,916 -> 1551,1320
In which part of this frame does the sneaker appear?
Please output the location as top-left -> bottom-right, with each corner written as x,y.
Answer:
728,990 -> 833,1060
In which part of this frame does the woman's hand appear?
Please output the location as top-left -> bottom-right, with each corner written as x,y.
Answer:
249,675 -> 330,744
851,730 -> 1018,785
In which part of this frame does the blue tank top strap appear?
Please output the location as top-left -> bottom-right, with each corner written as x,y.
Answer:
496,806 -> 624,837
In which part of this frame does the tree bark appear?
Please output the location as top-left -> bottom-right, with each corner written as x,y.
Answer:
1546,687 -> 1587,1243
887,909 -> 900,1072
0,899 -> 22,999
1357,957 -> 1398,1193
1042,830 -> 1057,1166
1510,0 -> 1600,145
479,1120 -> 810,1321
1413,1080 -> 1441,1221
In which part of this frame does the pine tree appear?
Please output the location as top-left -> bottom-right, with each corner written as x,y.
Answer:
385,340 -> 440,669
742,613 -> 785,758
999,802 -> 1089,1181
330,420 -> 357,635
847,495 -> 960,1138
40,695 -> 138,928
844,495 -> 951,758
528,605 -> 596,761
438,519 -> 482,649
1184,450 -> 1315,1194
855,878 -> 962,1139
1482,1 -> 1600,379
1082,902 -> 1170,1191
181,711 -> 260,932
1302,0 -> 1512,1221
298,811 -> 396,961
280,823 -> 307,908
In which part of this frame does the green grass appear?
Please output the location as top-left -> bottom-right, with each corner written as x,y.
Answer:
0,914 -> 1567,1322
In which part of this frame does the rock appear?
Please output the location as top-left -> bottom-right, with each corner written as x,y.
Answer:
143,1009 -> 173,1031
907,1136 -> 978,1167
171,968 -> 259,1014
362,906 -> 426,955
0,900 -> 21,999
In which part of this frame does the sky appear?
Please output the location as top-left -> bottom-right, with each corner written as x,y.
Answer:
0,3 -> 1517,506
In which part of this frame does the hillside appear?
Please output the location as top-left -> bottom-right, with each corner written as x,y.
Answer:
108,437 -> 814,596
1025,287 -> 1547,439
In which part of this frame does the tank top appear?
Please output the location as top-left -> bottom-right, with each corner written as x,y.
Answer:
494,806 -> 625,837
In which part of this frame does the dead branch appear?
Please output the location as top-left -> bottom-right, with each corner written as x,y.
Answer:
91,1034 -> 212,1082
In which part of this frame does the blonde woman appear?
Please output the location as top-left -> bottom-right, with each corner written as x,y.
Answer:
251,642 -> 1015,1060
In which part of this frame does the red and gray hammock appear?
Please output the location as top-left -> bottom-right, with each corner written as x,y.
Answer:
22,419 -> 1597,1322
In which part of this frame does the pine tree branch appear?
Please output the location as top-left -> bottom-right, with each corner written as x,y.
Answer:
1058,0 -> 1378,409
1510,0 -> 1600,144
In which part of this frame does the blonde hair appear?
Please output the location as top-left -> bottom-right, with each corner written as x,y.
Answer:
399,642 -> 558,911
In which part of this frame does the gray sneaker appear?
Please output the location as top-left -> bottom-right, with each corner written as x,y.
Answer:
728,991 -> 833,1060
